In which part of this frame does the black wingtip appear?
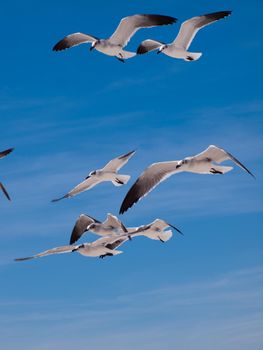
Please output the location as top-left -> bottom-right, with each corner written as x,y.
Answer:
119,149 -> 137,160
0,183 -> 11,201
52,41 -> 68,52
144,14 -> 177,25
167,222 -> 183,235
51,194 -> 69,203
136,46 -> 148,55
204,10 -> 232,20
14,257 -> 33,262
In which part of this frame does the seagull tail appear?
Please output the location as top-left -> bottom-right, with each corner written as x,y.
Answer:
211,165 -> 233,174
112,174 -> 131,186
184,52 -> 202,61
111,249 -> 123,256
119,50 -> 136,59
158,230 -> 173,242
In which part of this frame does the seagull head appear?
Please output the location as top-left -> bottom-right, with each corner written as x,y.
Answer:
157,45 -> 167,54
87,223 -> 97,230
90,41 -> 99,51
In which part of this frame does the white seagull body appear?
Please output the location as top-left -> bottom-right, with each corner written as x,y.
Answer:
0,148 -> 14,201
119,145 -> 255,214
127,219 -> 182,242
52,150 -> 136,202
137,11 -> 231,61
53,14 -> 176,62
70,213 -> 128,244
15,234 -> 130,262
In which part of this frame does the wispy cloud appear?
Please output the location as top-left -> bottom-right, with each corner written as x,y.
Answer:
0,266 -> 262,350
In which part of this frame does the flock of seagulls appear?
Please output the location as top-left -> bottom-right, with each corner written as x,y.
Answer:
53,11 -> 231,62
1,9 -> 255,262
15,215 -> 182,261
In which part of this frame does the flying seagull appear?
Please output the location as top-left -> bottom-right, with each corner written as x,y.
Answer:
70,213 -> 128,245
52,14 -> 176,62
15,234 -> 130,262
127,219 -> 183,242
137,11 -> 231,61
52,150 -> 136,202
119,145 -> 255,214
0,148 -> 14,201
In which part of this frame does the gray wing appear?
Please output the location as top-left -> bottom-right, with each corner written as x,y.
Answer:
109,14 -> 176,47
0,148 -> 14,159
105,235 -> 129,250
119,161 -> 180,214
173,11 -> 231,50
70,214 -> 101,245
137,39 -> 164,54
194,145 -> 255,178
51,176 -> 100,202
103,213 -> 128,233
15,245 -> 75,261
102,150 -> 136,172
52,32 -> 98,51
0,182 -> 11,201
150,219 -> 183,235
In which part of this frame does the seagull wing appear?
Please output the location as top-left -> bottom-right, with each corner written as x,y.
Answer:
0,182 -> 11,201
103,213 -> 128,233
150,219 -> 183,234
15,245 -> 76,261
102,150 -> 136,173
119,161 -> 180,214
52,176 -> 100,202
0,148 -> 14,159
173,11 -> 231,50
70,214 -> 101,245
137,39 -> 164,54
194,145 -> 255,178
104,235 -> 129,250
52,32 -> 98,51
109,14 -> 176,47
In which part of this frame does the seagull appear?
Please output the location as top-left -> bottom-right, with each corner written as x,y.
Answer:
70,213 -> 128,244
52,150 -> 136,202
15,234 -> 130,262
0,148 -> 14,201
52,14 -> 176,62
137,11 -> 231,61
127,219 -> 183,242
119,145 -> 255,214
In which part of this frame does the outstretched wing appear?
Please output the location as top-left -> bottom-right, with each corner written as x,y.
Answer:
119,161 -> 180,214
15,245 -> 75,261
70,214 -> 101,245
150,219 -> 183,234
194,145 -> 255,178
109,14 -> 176,47
52,176 -> 100,202
102,150 -> 136,173
52,32 -> 98,51
104,235 -> 129,250
0,148 -> 14,159
173,11 -> 231,50
103,213 -> 128,233
137,39 -> 164,54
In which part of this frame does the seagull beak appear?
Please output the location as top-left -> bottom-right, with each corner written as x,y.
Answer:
90,46 -> 95,51
157,49 -> 162,55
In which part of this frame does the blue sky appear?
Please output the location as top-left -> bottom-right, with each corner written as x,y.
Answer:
0,0 -> 262,349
